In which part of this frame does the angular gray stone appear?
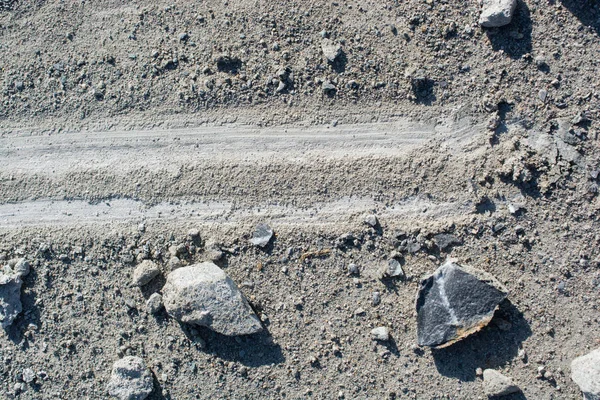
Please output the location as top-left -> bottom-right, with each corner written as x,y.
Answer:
162,262 -> 262,336
483,369 -> 521,397
321,39 -> 341,63
364,214 -> 378,227
250,223 -> 273,248
416,261 -> 508,347
106,356 -> 153,400
0,274 -> 23,329
385,259 -> 405,279
479,0 -> 518,28
132,260 -> 160,287
146,293 -> 163,314
371,326 -> 390,341
571,348 -> 600,400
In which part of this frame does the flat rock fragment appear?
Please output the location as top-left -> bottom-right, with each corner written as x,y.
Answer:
250,223 -> 274,248
483,369 -> 521,397
106,356 -> 153,400
371,326 -> 390,341
0,274 -> 23,329
433,234 -> 461,251
321,39 -> 341,63
162,262 -> 262,336
571,348 -> 600,400
479,0 -> 517,28
416,261 -> 508,347
132,260 -> 160,287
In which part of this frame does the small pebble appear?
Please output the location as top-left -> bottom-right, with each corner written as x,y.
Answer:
146,293 -> 164,314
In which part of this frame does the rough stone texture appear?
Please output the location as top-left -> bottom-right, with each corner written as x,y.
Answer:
416,261 -> 508,347
162,262 -> 262,336
371,326 -> 390,341
13,258 -> 30,278
479,0 -> 518,28
433,234 -> 461,251
106,356 -> 153,400
146,293 -> 163,314
0,274 -> 23,329
132,260 -> 160,287
249,223 -> 273,248
571,348 -> 600,400
386,259 -> 405,278
483,369 -> 521,397
364,214 -> 378,227
321,39 -> 341,63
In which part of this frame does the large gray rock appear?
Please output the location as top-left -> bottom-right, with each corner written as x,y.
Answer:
0,274 -> 23,329
106,356 -> 153,400
416,261 -> 508,348
571,348 -> 600,400
483,369 -> 521,397
479,0 -> 518,28
162,262 -> 262,336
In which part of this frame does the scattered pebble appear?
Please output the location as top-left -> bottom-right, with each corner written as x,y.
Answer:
479,0 -> 518,28
364,214 -> 378,227
106,356 -> 153,400
347,263 -> 359,275
370,326 -> 390,341
132,260 -> 160,287
321,39 -> 341,63
372,291 -> 381,306
22,368 -> 35,383
483,369 -> 521,397
146,293 -> 164,314
250,223 -> 274,248
384,258 -> 405,279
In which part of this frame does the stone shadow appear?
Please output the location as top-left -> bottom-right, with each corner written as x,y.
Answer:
3,269 -> 42,345
431,300 -> 531,381
561,0 -> 600,36
184,325 -> 285,368
485,0 -> 533,59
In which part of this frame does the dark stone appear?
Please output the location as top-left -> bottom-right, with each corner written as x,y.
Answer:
416,262 -> 507,348
433,234 -> 462,251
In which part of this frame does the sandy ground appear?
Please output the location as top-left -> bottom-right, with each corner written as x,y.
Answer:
1,0 -> 600,399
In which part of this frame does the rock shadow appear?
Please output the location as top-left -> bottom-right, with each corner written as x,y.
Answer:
330,51 -> 347,74
431,300 -> 531,381
560,0 -> 600,36
4,269 -> 42,345
485,0 -> 532,59
188,326 -> 285,368
147,370 -> 170,400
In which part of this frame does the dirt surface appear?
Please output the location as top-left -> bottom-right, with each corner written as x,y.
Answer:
1,0 -> 600,399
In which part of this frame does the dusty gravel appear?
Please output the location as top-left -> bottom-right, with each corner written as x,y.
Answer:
1,0 -> 600,399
